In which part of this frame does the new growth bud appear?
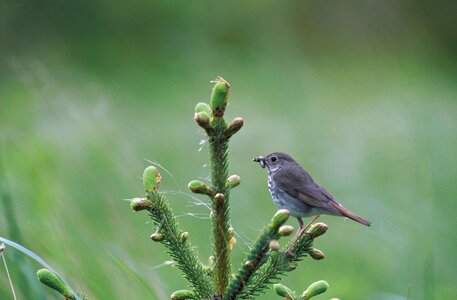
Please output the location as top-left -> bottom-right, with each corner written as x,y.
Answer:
225,175 -> 241,190
308,248 -> 325,260
210,77 -> 230,118
36,269 -> 76,300
245,260 -> 254,269
143,166 -> 162,193
195,102 -> 212,129
278,225 -> 294,237
269,239 -> 280,252
187,180 -> 214,196
273,283 -> 295,299
228,227 -> 235,237
194,111 -> 211,129
208,256 -> 215,267
195,102 -> 212,115
302,280 -> 329,300
214,193 -> 225,205
230,236 -> 237,251
228,227 -> 236,251
270,209 -> 290,229
181,232 -> 189,241
150,233 -> 164,242
130,198 -> 152,211
288,263 -> 297,271
170,289 -> 195,300
225,117 -> 244,138
306,223 -> 328,239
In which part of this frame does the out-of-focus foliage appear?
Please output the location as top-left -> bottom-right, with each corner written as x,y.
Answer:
1,1 -> 456,299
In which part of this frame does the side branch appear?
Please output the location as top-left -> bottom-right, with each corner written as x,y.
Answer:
132,166 -> 213,299
224,210 -> 290,300
239,223 -> 328,298
145,192 -> 213,299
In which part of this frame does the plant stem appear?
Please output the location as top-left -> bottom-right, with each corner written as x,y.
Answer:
209,119 -> 231,296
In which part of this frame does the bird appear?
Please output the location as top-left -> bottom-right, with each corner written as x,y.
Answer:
253,152 -> 371,247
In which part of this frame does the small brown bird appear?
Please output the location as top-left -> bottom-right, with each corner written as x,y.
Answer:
254,152 -> 371,244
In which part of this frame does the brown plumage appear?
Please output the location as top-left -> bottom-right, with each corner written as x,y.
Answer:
254,152 -> 371,227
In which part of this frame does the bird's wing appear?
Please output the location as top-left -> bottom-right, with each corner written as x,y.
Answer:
273,164 -> 338,209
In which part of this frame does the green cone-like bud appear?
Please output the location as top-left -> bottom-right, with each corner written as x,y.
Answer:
225,117 -> 244,138
288,263 -> 297,271
37,269 -> 75,300
181,232 -> 189,241
170,289 -> 195,300
228,227 -> 236,250
306,223 -> 328,239
210,77 -> 230,118
302,280 -> 329,300
229,236 -> 237,251
195,102 -> 212,115
188,180 -> 214,196
308,248 -> 325,260
225,175 -> 241,190
194,111 -> 211,129
130,198 -> 153,211
278,225 -> 294,236
245,260 -> 254,269
143,166 -> 162,193
208,256 -> 215,268
273,283 -> 295,299
150,233 -> 164,242
271,209 -> 290,229
228,227 -> 235,237
269,239 -> 280,251
214,193 -> 225,205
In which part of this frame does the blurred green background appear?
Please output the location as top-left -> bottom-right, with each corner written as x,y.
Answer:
1,1 -> 457,299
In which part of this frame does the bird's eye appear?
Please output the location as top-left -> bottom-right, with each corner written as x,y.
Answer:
271,156 -> 277,162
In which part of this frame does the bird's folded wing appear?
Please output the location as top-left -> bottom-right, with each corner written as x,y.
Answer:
273,165 -> 338,209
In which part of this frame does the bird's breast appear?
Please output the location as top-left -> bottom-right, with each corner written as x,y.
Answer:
267,174 -> 281,207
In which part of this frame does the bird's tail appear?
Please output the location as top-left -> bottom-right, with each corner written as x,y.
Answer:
330,202 -> 372,226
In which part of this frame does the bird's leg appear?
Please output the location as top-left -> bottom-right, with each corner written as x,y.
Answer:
285,218 -> 303,256
299,215 -> 320,236
285,216 -> 320,257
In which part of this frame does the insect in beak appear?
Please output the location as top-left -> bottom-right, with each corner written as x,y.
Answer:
253,156 -> 266,168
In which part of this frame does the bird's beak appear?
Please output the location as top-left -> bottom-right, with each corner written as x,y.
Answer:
253,156 -> 266,168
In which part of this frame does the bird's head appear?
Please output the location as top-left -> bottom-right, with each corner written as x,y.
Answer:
253,152 -> 295,171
